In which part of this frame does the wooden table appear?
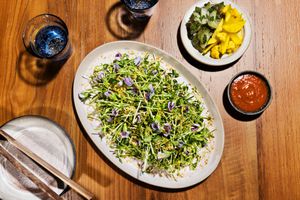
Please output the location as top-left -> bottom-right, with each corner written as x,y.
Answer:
0,0 -> 299,199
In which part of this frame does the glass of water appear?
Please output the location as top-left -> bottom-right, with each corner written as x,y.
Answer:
120,0 -> 159,20
22,14 -> 71,61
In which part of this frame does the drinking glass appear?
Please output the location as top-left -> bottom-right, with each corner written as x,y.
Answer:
120,0 -> 159,20
22,14 -> 71,61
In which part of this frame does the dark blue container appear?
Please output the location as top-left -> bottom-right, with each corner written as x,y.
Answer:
121,0 -> 159,20
34,25 -> 68,58
23,14 -> 70,61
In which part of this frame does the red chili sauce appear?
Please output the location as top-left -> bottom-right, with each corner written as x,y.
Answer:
230,74 -> 269,113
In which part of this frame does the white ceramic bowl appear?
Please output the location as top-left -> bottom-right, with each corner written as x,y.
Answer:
180,0 -> 252,66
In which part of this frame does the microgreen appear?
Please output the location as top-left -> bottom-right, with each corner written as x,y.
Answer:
80,52 -> 214,176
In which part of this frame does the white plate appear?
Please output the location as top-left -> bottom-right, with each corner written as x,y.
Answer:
73,41 -> 224,189
0,116 -> 76,200
180,0 -> 252,66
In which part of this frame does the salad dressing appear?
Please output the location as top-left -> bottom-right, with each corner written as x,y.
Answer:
230,74 -> 269,112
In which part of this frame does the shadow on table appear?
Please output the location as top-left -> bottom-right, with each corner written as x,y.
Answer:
72,97 -> 208,192
106,2 -> 149,40
176,22 -> 239,72
16,50 -> 70,86
222,86 -> 262,121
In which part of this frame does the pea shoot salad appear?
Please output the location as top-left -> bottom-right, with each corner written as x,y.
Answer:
79,51 -> 215,177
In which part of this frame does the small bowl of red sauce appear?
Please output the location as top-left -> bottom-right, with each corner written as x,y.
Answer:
227,71 -> 272,116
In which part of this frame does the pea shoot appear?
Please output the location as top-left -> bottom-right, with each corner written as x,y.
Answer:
79,52 -> 214,177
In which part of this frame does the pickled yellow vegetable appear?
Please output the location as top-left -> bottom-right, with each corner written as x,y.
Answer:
220,35 -> 230,54
207,19 -> 224,45
230,33 -> 243,45
216,32 -> 228,42
231,8 -> 241,18
203,43 -> 217,54
225,11 -> 231,22
227,40 -> 236,53
223,20 -> 245,33
203,4 -> 245,59
211,45 -> 220,59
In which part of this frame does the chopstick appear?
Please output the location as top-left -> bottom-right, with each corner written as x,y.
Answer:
0,129 -> 94,200
0,144 -> 63,200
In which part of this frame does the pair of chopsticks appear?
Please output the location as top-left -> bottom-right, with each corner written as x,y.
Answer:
0,129 -> 94,200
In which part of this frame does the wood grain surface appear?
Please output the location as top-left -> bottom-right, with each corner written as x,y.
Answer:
0,0 -> 299,199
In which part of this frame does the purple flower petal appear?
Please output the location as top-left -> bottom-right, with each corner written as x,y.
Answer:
113,63 -> 120,72
145,92 -> 151,101
107,117 -> 113,122
98,71 -> 105,79
163,123 -> 172,137
191,124 -> 200,131
132,86 -> 139,95
123,77 -> 133,87
94,71 -> 105,82
152,70 -> 158,75
115,53 -> 122,61
145,85 -> 155,101
120,131 -> 130,138
104,90 -> 112,97
134,56 -> 141,66
111,109 -> 119,117
151,122 -> 160,132
163,123 -> 172,133
184,106 -> 189,113
136,114 -> 141,123
149,84 -> 155,94
168,101 -> 175,111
